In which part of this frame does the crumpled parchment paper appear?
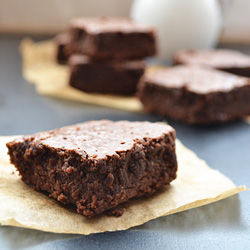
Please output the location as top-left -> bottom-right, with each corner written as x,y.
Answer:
0,136 -> 245,235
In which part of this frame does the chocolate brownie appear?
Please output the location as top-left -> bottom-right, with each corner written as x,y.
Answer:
55,33 -> 71,64
6,120 -> 177,217
69,54 -> 145,95
137,65 -> 250,124
174,49 -> 250,77
69,17 -> 156,60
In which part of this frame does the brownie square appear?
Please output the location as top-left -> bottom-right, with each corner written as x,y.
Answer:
54,33 -> 72,64
6,120 -> 177,217
173,49 -> 250,77
69,54 -> 145,95
69,17 -> 157,60
137,65 -> 250,124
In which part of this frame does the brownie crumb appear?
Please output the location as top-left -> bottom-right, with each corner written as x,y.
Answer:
107,207 -> 126,217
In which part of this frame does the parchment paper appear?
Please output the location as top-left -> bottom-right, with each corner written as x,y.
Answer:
0,136 -> 245,235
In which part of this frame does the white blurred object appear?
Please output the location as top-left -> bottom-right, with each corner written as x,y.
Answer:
131,0 -> 222,60
0,0 -> 133,34
219,0 -> 250,44
0,0 -> 250,47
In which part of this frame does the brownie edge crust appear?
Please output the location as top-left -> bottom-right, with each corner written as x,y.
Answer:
6,120 -> 177,217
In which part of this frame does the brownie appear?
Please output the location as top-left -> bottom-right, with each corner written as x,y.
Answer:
173,49 -> 250,77
137,65 -> 250,124
69,54 -> 145,95
69,17 -> 157,60
6,120 -> 177,217
55,33 -> 71,64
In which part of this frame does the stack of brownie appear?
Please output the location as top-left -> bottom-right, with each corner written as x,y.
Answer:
55,17 -> 157,96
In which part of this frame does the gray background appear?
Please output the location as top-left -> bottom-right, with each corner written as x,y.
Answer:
0,34 -> 249,250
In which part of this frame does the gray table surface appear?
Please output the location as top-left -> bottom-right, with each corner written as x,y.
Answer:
0,34 -> 249,250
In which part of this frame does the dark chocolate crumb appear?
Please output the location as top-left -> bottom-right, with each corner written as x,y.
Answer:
107,207 -> 126,217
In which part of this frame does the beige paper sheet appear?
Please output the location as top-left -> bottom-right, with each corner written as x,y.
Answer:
0,136 -> 245,235
20,39 -> 143,113
245,117 -> 250,125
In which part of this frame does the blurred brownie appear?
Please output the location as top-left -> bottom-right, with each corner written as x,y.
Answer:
137,65 -> 250,124
55,33 -> 71,64
69,54 -> 145,95
69,17 -> 156,60
173,49 -> 250,77
7,120 -> 177,217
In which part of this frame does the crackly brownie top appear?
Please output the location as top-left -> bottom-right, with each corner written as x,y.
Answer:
174,49 -> 250,68
144,65 -> 250,94
14,120 -> 174,159
70,17 -> 154,34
